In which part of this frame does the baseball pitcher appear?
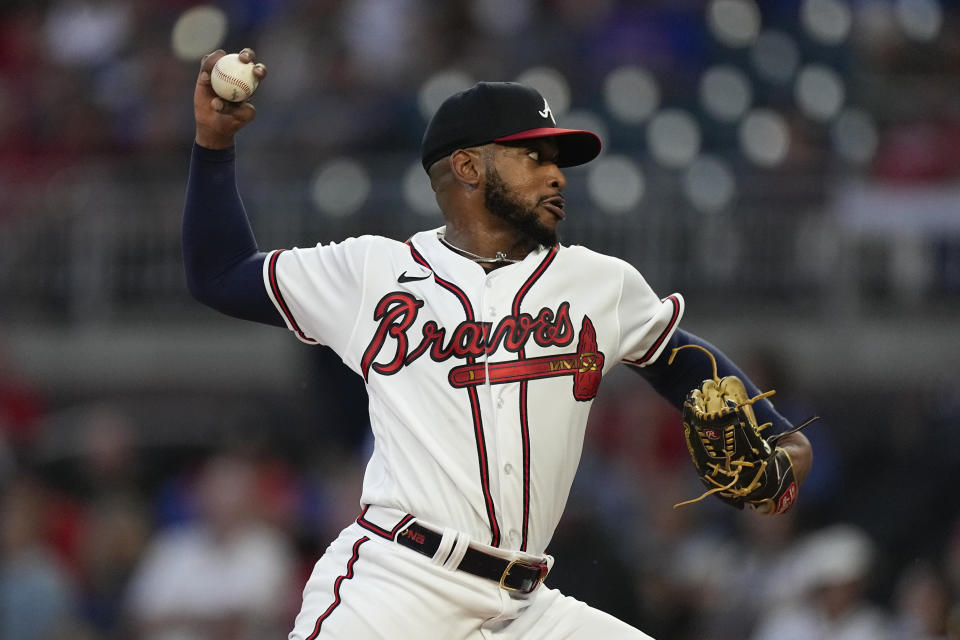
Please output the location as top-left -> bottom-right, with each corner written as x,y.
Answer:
184,49 -> 813,639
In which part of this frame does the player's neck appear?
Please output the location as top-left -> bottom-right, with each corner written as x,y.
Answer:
438,229 -> 536,268
436,233 -> 513,270
440,219 -> 538,265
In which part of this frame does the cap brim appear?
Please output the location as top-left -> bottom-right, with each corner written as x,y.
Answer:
495,128 -> 602,167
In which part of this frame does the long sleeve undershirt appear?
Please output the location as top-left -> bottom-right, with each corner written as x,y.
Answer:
182,142 -> 793,431
182,143 -> 282,326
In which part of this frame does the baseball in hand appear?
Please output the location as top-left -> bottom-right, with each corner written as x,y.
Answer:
211,53 -> 259,102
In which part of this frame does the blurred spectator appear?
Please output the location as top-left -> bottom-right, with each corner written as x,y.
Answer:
890,560 -> 954,640
627,469 -> 716,640
750,523 -> 891,640
677,508 -> 804,640
41,0 -> 133,68
0,348 -> 45,453
77,493 -> 150,639
29,403 -> 147,582
73,403 -> 143,502
125,453 -> 296,640
0,474 -> 79,640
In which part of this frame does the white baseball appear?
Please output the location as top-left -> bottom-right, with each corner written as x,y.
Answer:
210,53 -> 259,102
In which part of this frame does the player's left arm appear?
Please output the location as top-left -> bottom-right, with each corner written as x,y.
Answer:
630,329 -> 812,484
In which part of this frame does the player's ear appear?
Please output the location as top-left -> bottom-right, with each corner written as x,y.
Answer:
449,149 -> 482,188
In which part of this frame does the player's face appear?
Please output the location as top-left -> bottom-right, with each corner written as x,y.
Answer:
484,139 -> 567,247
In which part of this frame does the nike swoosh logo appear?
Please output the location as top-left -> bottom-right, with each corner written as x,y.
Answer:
398,271 -> 431,283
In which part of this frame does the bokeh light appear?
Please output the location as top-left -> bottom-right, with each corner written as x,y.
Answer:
801,0 -> 853,45
895,0 -> 943,41
794,65 -> 846,121
647,109 -> 701,168
707,0 -> 761,48
309,158 -> 371,217
683,154 -> 737,214
586,155 -> 645,214
171,6 -> 228,60
750,30 -> 800,84
739,109 -> 790,167
603,65 -> 660,124
699,65 -> 753,122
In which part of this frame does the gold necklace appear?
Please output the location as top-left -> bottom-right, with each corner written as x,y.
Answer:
437,231 -> 521,264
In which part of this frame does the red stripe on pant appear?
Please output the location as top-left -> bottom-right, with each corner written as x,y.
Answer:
306,536 -> 368,639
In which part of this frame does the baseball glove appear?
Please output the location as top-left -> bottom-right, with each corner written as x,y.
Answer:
670,344 -> 816,515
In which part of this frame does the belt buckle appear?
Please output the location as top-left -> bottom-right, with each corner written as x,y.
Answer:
499,559 -> 548,594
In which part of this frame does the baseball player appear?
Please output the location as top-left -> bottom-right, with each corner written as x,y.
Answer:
184,49 -> 813,639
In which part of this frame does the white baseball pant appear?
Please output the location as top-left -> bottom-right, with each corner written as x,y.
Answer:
288,509 -> 654,639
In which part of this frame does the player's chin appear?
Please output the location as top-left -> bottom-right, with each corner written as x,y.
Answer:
531,216 -> 560,247
542,208 -> 564,233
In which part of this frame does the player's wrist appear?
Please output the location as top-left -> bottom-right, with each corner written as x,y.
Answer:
775,432 -> 812,484
195,128 -> 235,150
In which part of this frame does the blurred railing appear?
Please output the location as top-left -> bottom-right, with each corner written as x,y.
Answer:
7,150 -> 953,325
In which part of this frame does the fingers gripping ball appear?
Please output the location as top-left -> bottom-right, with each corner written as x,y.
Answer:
211,53 -> 259,102
670,344 -> 817,515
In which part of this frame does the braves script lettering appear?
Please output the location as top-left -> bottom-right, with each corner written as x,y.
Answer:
361,292 -> 574,380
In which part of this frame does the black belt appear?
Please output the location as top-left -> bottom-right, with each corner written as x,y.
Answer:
395,522 -> 548,594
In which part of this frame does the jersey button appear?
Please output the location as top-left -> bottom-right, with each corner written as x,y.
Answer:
504,463 -> 513,475
487,307 -> 496,316
496,397 -> 504,409
509,530 -> 521,545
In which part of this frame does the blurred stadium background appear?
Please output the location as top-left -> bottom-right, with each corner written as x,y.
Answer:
1,0 -> 959,638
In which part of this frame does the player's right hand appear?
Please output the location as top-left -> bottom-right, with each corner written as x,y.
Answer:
194,48 -> 267,149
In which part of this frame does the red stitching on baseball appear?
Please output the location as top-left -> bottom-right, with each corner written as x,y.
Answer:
213,65 -> 252,96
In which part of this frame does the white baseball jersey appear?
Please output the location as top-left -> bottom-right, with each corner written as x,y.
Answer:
263,226 -> 683,556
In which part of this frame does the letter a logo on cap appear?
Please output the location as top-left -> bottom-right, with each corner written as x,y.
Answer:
538,97 -> 555,124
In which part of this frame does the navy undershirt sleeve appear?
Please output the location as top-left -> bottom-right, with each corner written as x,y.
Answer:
631,328 -> 792,432
182,143 -> 284,327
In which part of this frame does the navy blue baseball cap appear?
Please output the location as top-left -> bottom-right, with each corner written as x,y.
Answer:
420,82 -> 602,172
